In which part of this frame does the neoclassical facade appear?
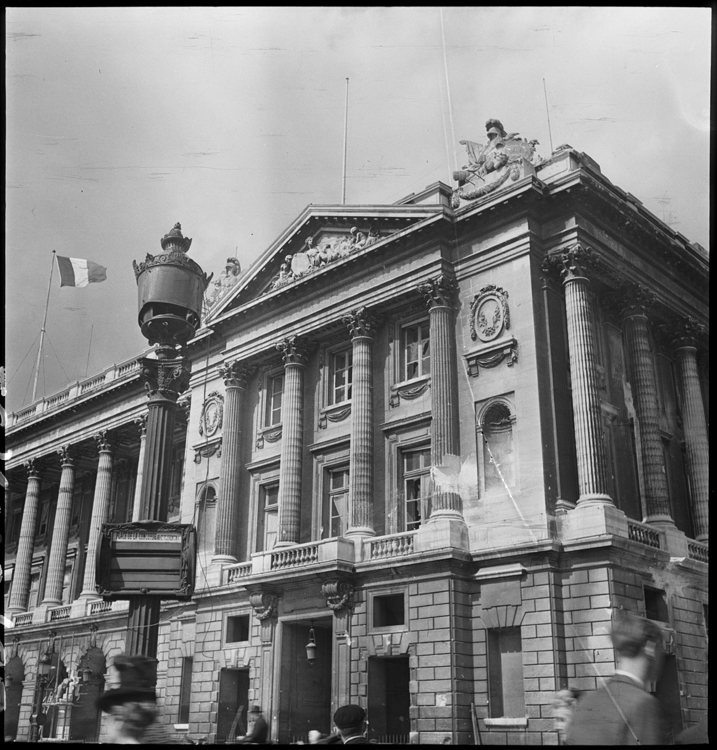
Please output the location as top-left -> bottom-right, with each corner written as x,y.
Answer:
5,144 -> 708,744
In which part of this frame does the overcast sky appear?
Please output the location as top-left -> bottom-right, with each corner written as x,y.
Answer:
5,7 -> 711,414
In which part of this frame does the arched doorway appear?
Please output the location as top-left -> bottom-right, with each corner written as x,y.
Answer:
5,655 -> 25,740
69,647 -> 106,742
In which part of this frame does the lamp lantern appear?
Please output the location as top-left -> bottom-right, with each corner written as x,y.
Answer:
305,623 -> 317,665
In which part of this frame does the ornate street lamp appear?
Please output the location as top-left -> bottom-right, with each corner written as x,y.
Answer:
305,622 -> 317,666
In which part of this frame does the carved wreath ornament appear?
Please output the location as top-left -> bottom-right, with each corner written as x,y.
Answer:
470,285 -> 510,342
199,392 -> 224,437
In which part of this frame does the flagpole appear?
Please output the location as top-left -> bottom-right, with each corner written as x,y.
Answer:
32,250 -> 56,403
85,324 -> 94,377
342,77 -> 349,205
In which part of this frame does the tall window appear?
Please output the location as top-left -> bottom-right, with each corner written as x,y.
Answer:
266,373 -> 284,426
28,569 -> 42,610
402,321 -> 430,381
322,466 -> 349,539
487,627 -> 526,718
256,483 -> 279,552
330,349 -> 353,404
401,448 -> 431,531
178,656 -> 193,724
61,562 -> 74,605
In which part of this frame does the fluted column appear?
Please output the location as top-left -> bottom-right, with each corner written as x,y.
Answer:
670,318 -> 709,541
7,459 -> 42,613
343,308 -> 380,536
213,361 -> 254,563
609,285 -> 673,524
544,245 -> 612,504
418,275 -> 463,518
275,336 -> 310,546
42,446 -> 77,605
81,431 -> 115,598
131,414 -> 148,522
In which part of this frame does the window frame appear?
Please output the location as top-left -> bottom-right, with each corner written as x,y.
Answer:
328,347 -> 353,406
256,482 -> 279,554
368,587 -> 408,634
322,464 -> 350,539
401,318 -> 431,382
486,626 -> 526,719
399,446 -> 431,532
265,370 -> 285,428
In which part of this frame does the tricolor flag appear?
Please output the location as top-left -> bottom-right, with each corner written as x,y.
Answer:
56,256 -> 107,287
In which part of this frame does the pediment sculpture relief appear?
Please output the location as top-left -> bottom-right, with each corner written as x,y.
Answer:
452,119 -> 543,208
269,226 -> 379,292
204,257 -> 244,308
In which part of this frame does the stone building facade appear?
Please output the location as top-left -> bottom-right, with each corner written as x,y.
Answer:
5,142 -> 708,744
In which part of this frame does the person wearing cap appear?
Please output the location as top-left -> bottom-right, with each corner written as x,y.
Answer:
97,655 -> 179,744
332,704 -> 370,744
566,611 -> 668,745
235,705 -> 269,744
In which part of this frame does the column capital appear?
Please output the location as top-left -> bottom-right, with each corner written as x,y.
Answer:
57,445 -> 76,467
343,307 -> 381,339
134,413 -> 149,437
24,457 -> 42,479
602,283 -> 657,320
666,316 -> 707,350
94,430 -> 115,454
418,273 -> 458,309
542,243 -> 598,283
139,355 -> 190,401
219,360 -> 256,389
276,335 -> 312,367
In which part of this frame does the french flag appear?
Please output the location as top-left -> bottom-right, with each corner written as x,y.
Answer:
56,256 -> 107,287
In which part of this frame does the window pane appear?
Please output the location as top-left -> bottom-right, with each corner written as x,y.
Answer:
263,484 -> 279,508
265,509 -> 278,551
488,628 -> 525,718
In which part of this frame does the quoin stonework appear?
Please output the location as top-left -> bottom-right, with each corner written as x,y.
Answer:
5,123 -> 708,744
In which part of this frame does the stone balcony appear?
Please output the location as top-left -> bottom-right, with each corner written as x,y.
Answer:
220,531 -> 418,586
11,598 -> 130,628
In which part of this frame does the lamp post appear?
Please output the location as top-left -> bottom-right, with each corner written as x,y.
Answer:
122,224 -> 210,670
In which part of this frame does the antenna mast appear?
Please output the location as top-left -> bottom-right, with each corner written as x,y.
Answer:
342,77 -> 349,205
543,78 -> 554,154
32,250 -> 56,403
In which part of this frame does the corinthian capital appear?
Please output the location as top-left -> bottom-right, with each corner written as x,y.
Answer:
276,335 -> 312,367
541,243 -> 597,282
57,445 -> 76,467
343,307 -> 381,339
602,283 -> 657,319
219,360 -> 255,389
140,356 -> 190,401
667,316 -> 707,350
94,430 -> 114,454
418,274 -> 458,309
24,458 -> 42,479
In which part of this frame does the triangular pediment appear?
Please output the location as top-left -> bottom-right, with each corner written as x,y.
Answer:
204,199 -> 448,324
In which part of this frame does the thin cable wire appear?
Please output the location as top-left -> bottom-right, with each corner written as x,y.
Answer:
7,332 -> 42,388
44,333 -> 71,382
440,7 -> 458,175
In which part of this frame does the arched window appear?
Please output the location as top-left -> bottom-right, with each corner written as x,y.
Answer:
480,402 -> 515,491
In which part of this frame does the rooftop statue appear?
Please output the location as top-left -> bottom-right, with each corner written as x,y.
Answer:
452,119 -> 541,208
205,257 -> 243,308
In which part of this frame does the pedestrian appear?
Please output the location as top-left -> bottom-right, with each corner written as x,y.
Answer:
97,654 -> 180,744
566,610 -> 668,745
552,687 -> 580,743
332,704 -> 370,744
235,705 -> 269,744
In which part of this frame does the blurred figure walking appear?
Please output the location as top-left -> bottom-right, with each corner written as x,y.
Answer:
566,610 -> 668,745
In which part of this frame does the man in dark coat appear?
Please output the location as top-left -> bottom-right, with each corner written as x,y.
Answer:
333,704 -> 370,744
236,706 -> 269,744
566,611 -> 668,745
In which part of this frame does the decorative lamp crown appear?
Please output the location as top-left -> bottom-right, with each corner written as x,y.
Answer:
160,222 -> 193,254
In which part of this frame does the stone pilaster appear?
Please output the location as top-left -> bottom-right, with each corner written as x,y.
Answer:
343,308 -> 380,537
7,459 -> 42,613
131,414 -> 148,522
81,431 -> 115,598
213,360 -> 254,563
544,245 -> 612,505
275,336 -> 311,546
42,446 -> 77,605
670,317 -> 709,541
607,285 -> 673,525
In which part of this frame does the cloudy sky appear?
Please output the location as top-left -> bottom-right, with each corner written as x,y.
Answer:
5,7 -> 710,414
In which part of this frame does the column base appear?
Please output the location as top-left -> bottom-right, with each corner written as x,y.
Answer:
79,590 -> 102,600
644,514 -> 677,527
576,493 -> 613,506
414,515 -> 469,552
561,502 -> 628,542
211,553 -> 239,565
344,527 -> 376,539
656,525 -> 689,558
